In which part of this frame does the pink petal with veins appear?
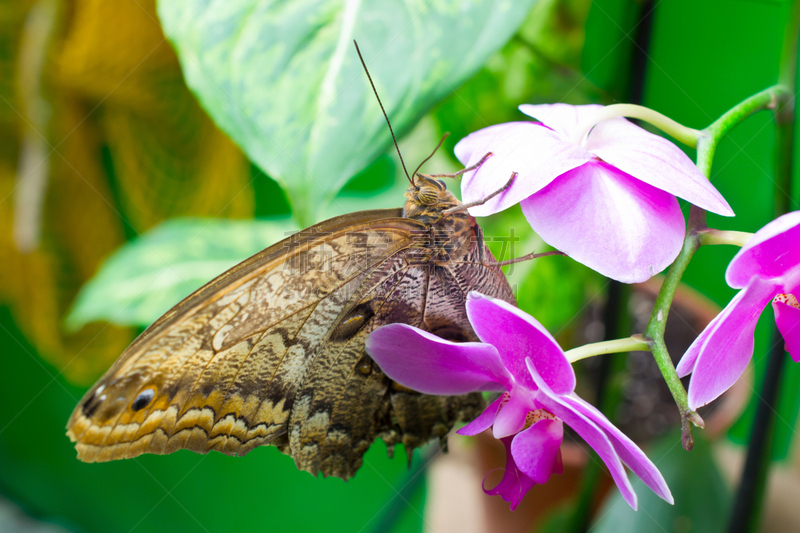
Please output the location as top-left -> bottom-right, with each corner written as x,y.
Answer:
493,392 -> 532,439
455,122 -> 591,216
458,395 -> 504,437
535,393 -> 638,510
586,117 -> 733,216
466,292 -> 576,394
510,419 -> 564,484
520,161 -> 685,283
483,437 -> 536,511
727,212 -> 800,288
561,394 -> 673,504
518,103 -> 604,140
365,323 -> 510,395
682,277 -> 777,410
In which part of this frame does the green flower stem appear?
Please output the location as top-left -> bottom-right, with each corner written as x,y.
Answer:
564,335 -> 650,363
570,87 -> 788,156
697,229 -> 753,247
704,86 -> 788,146
644,207 -> 707,451
571,104 -> 703,147
563,84 -> 790,451
640,85 -> 791,451
697,85 -> 790,178
564,85 -> 793,451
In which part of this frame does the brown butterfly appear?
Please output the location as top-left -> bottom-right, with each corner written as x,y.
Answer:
66,44 -> 517,480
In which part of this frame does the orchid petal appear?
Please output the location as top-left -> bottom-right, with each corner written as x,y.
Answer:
727,212 -> 800,288
366,323 -> 511,395
466,292 -> 576,394
458,395 -> 503,436
527,360 -> 637,510
510,419 -> 564,484
675,314 -> 715,378
483,437 -> 536,511
683,277 -> 776,410
536,394 -> 638,510
553,448 -> 564,475
526,359 -> 638,509
773,297 -> 800,362
561,394 -> 673,504
520,161 -> 685,283
455,122 -> 592,216
586,117 -> 733,216
493,392 -> 532,439
518,103 -> 604,140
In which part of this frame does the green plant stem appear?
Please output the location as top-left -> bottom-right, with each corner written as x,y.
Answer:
640,84 -> 792,451
564,335 -> 650,363
696,85 -> 790,178
643,207 -> 706,451
571,103 -> 702,146
705,87 -> 786,140
561,84 -> 791,451
697,229 -> 753,247
570,86 -> 787,151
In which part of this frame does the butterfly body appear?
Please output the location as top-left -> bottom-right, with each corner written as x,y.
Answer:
67,175 -> 515,480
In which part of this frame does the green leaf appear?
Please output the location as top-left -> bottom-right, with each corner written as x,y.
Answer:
591,431 -> 730,533
432,0 -> 599,160
65,217 -> 297,330
157,0 -> 538,225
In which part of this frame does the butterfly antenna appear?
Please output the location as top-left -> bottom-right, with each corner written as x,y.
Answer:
412,132 -> 450,179
353,40 -> 413,186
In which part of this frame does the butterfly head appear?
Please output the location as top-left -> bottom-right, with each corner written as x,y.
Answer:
403,174 -> 461,219
412,174 -> 448,205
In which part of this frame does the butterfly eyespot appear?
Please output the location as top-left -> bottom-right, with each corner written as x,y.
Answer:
131,388 -> 155,411
81,390 -> 103,417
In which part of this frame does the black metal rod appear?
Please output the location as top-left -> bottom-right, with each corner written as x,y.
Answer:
629,0 -> 655,106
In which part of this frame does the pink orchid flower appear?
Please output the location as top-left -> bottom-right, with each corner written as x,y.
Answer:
455,104 -> 734,283
677,211 -> 800,410
366,292 -> 673,511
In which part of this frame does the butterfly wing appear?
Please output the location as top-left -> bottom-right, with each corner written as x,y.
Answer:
289,229 -> 515,478
67,208 -> 514,479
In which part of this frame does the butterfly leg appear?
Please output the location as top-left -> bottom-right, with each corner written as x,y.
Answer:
425,151 -> 493,179
442,171 -> 517,216
488,249 -> 566,267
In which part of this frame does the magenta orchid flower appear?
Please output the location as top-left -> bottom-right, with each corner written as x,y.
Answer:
455,104 -> 734,283
366,292 -> 673,511
677,211 -> 800,409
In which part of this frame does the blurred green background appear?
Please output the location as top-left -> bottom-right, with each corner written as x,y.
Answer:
0,0 -> 797,531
